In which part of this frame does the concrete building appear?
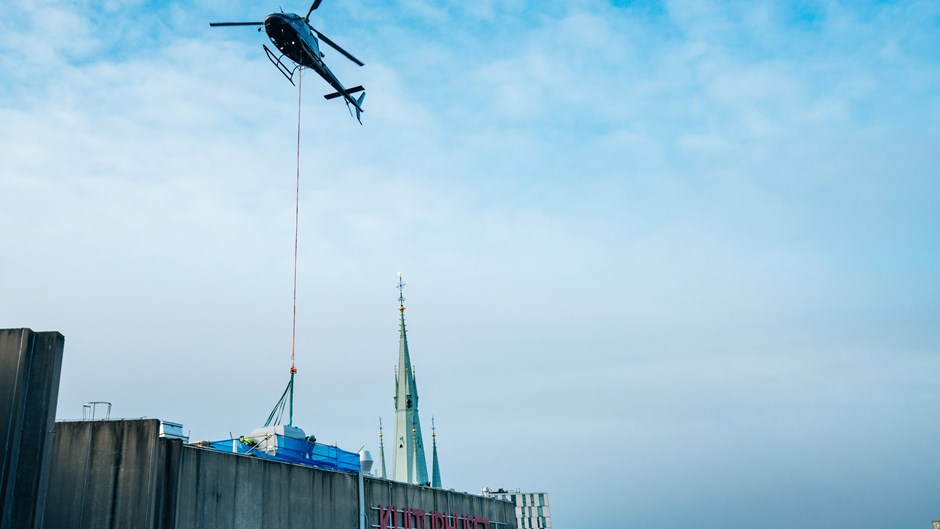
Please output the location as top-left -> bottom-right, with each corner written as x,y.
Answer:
44,419 -> 516,529
482,488 -> 552,529
1,327 -> 517,529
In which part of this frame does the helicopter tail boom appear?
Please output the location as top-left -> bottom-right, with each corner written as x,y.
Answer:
324,86 -> 365,123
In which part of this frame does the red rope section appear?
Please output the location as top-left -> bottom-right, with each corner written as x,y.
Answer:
291,68 -> 302,375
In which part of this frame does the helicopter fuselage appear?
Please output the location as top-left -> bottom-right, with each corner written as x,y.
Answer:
264,13 -> 354,108
209,3 -> 365,123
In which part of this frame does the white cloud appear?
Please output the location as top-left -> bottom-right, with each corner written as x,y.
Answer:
1,1 -> 938,528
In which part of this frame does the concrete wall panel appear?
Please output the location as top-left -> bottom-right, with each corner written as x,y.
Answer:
176,445 -> 238,529
286,461 -> 315,527
43,419 -> 162,529
0,329 -> 64,529
259,452 -> 291,525
176,446 -> 360,529
231,455 -> 264,529
154,437 -> 182,529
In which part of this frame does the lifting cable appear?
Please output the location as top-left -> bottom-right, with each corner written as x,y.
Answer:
266,67 -> 303,428
288,67 -> 303,426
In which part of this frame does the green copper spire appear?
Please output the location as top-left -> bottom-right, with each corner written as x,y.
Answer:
431,417 -> 442,488
377,417 -> 387,479
392,273 -> 429,485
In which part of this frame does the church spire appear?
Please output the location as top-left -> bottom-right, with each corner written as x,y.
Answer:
392,273 -> 429,485
431,417 -> 442,488
377,417 -> 387,479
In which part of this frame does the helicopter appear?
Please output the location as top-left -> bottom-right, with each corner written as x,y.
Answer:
210,0 -> 366,123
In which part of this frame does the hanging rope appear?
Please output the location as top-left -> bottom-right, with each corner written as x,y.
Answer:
291,68 -> 302,375
264,377 -> 293,427
264,68 -> 307,428
286,67 -> 303,427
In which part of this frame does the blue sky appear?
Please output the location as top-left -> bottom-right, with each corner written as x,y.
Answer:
1,0 -> 939,527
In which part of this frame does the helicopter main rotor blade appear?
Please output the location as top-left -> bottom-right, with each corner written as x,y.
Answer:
312,29 -> 364,66
304,0 -> 323,22
209,22 -> 264,27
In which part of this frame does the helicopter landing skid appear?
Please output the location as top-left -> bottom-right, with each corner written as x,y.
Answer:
263,44 -> 299,85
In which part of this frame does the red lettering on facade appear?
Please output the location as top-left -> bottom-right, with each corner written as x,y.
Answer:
379,505 -> 394,529
413,508 -> 427,529
378,506 -> 496,529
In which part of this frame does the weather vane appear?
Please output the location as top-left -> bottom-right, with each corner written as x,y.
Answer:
397,272 -> 406,310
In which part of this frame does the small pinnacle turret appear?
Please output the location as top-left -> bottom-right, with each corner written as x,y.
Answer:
377,417 -> 387,479
431,417 -> 442,488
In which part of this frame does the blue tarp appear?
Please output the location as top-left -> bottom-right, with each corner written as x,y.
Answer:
203,435 -> 361,473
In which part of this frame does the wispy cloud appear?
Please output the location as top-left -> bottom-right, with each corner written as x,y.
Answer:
1,1 -> 938,528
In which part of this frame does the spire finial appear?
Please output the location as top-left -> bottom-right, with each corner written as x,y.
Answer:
379,417 -> 384,438
432,416 -> 436,438
397,272 -> 406,311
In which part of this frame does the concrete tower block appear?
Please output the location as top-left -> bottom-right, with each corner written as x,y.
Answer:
0,328 -> 65,529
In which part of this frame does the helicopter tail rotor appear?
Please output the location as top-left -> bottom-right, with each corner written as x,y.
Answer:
354,90 -> 365,124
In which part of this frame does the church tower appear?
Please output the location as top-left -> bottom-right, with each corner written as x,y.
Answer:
392,273 -> 429,485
